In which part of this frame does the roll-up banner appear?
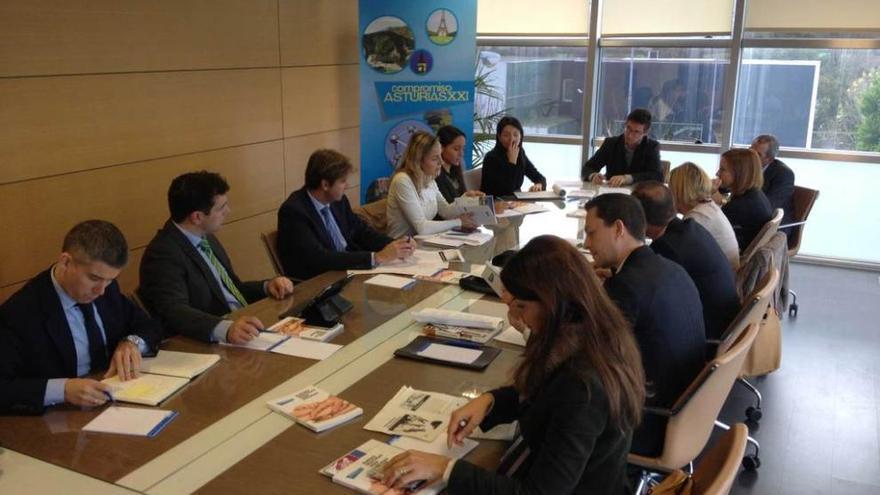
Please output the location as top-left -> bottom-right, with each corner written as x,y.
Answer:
358,0 -> 477,203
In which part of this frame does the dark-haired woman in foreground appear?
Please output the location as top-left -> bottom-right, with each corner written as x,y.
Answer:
381,235 -> 645,494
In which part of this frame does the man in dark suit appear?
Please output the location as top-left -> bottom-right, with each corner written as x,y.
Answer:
139,171 -> 294,344
582,108 -> 663,186
584,193 -> 706,457
278,149 -> 415,280
0,220 -> 161,414
632,181 -> 740,340
751,134 -> 795,228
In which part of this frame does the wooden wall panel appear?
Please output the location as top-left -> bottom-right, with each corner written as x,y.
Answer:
0,0 -> 279,77
283,127 -> 360,195
281,65 -> 359,138
279,0 -> 358,66
116,247 -> 146,296
0,142 -> 284,287
0,69 -> 282,184
214,212 -> 279,283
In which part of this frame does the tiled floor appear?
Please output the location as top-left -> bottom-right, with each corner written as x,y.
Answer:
722,263 -> 880,495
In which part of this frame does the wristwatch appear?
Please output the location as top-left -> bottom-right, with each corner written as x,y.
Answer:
125,334 -> 145,349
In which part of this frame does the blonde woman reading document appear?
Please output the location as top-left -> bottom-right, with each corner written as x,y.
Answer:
387,131 -> 477,238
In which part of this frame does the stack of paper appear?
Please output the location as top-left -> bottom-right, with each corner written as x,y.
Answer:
267,386 -> 363,432
220,331 -> 289,351
83,406 -> 178,437
365,274 -> 416,289
411,308 -> 504,331
438,230 -> 493,246
348,249 -> 447,277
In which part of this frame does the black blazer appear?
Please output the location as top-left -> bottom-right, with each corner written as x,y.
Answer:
138,220 -> 266,342
277,188 -> 392,281
448,365 -> 631,495
762,159 -> 795,227
0,269 -> 160,414
480,144 -> 547,198
582,134 -> 663,183
603,246 -> 705,457
722,188 -> 773,251
650,218 -> 741,340
435,166 -> 466,203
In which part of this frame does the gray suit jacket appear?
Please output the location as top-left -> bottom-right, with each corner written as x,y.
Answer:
138,220 -> 266,342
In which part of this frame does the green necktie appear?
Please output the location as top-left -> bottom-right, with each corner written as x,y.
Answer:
198,239 -> 247,306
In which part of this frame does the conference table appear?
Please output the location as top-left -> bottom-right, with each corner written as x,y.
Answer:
0,187 -> 595,494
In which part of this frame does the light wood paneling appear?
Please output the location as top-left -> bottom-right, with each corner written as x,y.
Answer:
0,0 -> 279,77
214,212 -> 279,283
0,142 -> 284,287
283,127 -> 360,195
281,65 -> 358,138
0,69 -> 282,184
117,247 -> 145,296
279,0 -> 358,66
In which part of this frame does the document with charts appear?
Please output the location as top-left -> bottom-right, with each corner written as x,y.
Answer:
364,386 -> 466,442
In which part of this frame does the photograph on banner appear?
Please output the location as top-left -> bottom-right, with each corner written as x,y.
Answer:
359,0 -> 477,204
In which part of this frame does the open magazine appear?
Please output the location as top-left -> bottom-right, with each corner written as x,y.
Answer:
364,386 -> 467,442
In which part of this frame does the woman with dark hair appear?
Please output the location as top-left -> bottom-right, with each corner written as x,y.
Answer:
715,148 -> 773,251
381,235 -> 646,495
479,116 -> 547,197
436,125 -> 469,202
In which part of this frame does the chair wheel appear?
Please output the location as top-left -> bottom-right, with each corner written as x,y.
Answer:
746,406 -> 763,422
789,303 -> 798,318
742,455 -> 761,471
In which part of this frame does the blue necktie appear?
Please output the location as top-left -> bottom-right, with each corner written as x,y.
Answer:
76,303 -> 108,372
321,206 -> 347,252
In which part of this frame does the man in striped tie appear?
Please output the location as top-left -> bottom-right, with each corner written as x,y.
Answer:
139,171 -> 294,344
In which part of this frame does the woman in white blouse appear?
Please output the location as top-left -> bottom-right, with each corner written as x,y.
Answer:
669,162 -> 741,270
386,131 -> 477,238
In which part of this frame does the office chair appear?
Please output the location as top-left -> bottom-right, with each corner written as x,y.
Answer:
630,323 -> 761,493
778,186 -> 819,317
260,230 -> 284,277
650,423 -> 749,495
739,208 -> 783,267
352,198 -> 389,234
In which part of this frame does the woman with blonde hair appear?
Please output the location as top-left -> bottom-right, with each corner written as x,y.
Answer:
386,131 -> 477,238
669,162 -> 740,269
380,235 -> 646,494
715,149 -> 773,251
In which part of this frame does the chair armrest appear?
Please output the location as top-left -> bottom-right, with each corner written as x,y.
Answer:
779,220 -> 807,229
643,406 -> 674,417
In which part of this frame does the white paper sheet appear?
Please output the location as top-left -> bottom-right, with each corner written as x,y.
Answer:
270,338 -> 342,360
494,326 -> 526,347
83,406 -> 177,437
364,274 -> 416,289
416,343 -> 481,364
347,249 -> 447,276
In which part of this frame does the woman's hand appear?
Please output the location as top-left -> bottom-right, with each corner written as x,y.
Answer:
506,141 -> 520,165
447,393 -> 494,448
494,200 -> 508,213
381,450 -> 451,489
528,182 -> 544,192
463,190 -> 485,198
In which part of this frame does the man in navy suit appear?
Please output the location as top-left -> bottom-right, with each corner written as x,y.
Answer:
277,149 -> 415,281
632,181 -> 740,340
0,220 -> 161,414
139,171 -> 294,345
582,108 -> 663,186
751,134 -> 795,228
584,193 -> 706,457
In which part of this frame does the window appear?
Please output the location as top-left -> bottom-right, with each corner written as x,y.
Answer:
476,46 -> 588,138
597,46 -> 730,144
733,47 -> 880,152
